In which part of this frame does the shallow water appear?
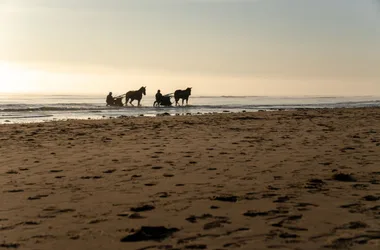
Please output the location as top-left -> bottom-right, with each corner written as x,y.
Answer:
1,94 -> 379,124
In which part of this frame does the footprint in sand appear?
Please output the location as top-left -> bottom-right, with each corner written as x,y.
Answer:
28,194 -> 49,200
332,173 -> 357,182
49,169 -> 63,173
80,176 -> 103,179
0,243 -> 20,248
203,220 -> 230,230
362,195 -> 380,201
120,226 -> 179,242
145,183 -> 157,187
184,244 -> 208,249
88,218 -> 107,224
163,173 -> 174,177
6,189 -> 24,193
129,213 -> 146,219
5,170 -> 19,174
130,205 -> 155,213
103,169 -> 116,174
151,166 -> 163,170
213,195 -> 238,202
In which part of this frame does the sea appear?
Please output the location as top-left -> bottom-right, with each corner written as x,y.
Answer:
1,94 -> 380,124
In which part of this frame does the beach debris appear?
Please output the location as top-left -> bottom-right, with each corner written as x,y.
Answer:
120,226 -> 179,242
130,205 -> 155,212
332,173 -> 357,182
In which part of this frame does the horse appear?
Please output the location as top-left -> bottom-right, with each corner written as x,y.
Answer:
125,86 -> 146,106
174,87 -> 192,106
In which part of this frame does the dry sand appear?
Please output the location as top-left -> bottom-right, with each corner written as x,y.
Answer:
1,108 -> 380,250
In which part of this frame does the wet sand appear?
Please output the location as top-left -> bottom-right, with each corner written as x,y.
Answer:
1,108 -> 380,250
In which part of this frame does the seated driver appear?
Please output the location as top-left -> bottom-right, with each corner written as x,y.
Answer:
155,90 -> 163,103
106,92 -> 115,106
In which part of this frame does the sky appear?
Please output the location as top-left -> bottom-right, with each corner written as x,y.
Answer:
0,0 -> 379,96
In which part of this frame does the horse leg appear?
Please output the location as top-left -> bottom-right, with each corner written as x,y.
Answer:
182,98 -> 185,106
129,99 -> 134,106
175,98 -> 179,106
138,99 -> 141,106
186,98 -> 189,105
125,98 -> 129,106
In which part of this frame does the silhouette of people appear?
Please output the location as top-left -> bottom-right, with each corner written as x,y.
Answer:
106,92 -> 115,106
155,90 -> 163,103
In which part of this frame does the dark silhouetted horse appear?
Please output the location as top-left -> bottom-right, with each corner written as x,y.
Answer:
174,87 -> 192,106
125,86 -> 146,106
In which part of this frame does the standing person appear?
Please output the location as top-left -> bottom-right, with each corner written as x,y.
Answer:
106,92 -> 114,106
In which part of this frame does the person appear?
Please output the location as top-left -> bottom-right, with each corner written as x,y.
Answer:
155,90 -> 163,104
106,92 -> 115,106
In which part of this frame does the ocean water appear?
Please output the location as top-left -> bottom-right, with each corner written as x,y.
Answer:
1,94 -> 380,124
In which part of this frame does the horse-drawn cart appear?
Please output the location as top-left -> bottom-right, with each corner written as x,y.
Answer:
153,93 -> 173,107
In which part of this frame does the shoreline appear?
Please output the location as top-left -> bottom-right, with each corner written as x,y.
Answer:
0,106 -> 377,125
1,107 -> 380,249
2,95 -> 380,125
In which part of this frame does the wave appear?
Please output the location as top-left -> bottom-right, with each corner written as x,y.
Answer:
0,114 -> 54,119
1,99 -> 380,113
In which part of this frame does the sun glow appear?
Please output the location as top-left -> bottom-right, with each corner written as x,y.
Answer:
0,62 -> 40,93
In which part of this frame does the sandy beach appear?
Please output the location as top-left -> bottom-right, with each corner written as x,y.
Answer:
1,108 -> 380,250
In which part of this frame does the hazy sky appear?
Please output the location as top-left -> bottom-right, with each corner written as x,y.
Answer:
0,0 -> 379,96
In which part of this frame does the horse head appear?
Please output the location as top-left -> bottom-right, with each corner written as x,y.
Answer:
187,87 -> 192,95
141,86 -> 146,95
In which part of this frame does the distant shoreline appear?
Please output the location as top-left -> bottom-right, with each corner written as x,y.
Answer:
1,106 -> 380,126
